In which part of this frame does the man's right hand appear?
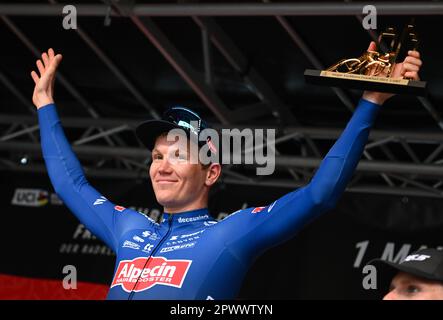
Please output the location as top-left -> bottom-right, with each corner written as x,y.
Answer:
31,48 -> 62,109
362,41 -> 422,105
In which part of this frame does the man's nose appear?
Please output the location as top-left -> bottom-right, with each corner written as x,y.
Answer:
158,157 -> 173,173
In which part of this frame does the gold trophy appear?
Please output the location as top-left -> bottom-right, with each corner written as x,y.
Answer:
304,21 -> 427,96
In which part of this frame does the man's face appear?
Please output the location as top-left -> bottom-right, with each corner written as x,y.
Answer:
383,272 -> 443,300
149,134 -> 209,212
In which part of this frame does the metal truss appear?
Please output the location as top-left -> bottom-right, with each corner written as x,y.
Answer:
0,3 -> 443,17
2,113 -> 443,198
0,2 -> 442,199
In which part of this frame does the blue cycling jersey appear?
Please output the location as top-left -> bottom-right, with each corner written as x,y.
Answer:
38,99 -> 379,299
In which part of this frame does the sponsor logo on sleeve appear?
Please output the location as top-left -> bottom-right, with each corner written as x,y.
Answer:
267,201 -> 277,212
115,205 -> 126,212
251,206 -> 265,214
93,196 -> 107,206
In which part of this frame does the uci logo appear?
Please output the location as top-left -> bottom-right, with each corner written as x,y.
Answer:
11,188 -> 48,207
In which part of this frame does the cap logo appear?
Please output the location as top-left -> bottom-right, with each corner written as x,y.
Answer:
404,254 -> 431,262
177,120 -> 198,135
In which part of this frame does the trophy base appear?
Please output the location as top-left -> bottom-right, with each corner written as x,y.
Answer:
304,69 -> 427,96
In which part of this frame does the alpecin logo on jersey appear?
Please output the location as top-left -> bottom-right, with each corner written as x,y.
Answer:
111,256 -> 192,292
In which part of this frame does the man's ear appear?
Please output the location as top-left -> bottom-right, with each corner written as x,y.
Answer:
205,163 -> 222,187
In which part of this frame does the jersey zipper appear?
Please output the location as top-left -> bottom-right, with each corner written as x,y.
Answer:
128,214 -> 174,300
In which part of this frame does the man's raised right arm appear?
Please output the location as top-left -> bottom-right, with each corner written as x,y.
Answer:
32,49 -> 119,251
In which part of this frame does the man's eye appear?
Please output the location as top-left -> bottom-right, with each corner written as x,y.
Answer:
174,152 -> 187,160
406,285 -> 420,294
153,154 -> 162,160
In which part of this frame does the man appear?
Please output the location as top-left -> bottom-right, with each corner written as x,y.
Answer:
369,248 -> 443,300
31,44 -> 421,299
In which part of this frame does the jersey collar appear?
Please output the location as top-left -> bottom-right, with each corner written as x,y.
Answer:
161,208 -> 211,225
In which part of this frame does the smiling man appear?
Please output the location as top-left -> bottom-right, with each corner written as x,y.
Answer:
136,108 -> 221,214
31,45 -> 422,299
